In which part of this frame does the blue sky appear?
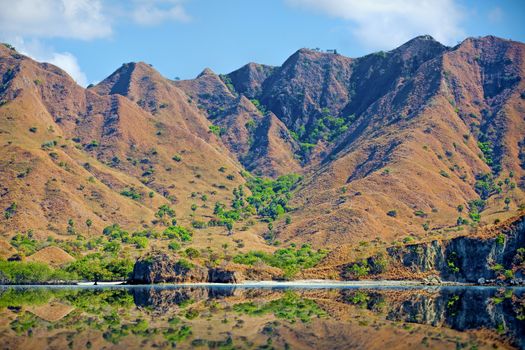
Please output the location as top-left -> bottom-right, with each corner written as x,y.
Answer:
1,0 -> 524,86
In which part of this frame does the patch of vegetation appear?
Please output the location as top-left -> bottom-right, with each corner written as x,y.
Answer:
446,252 -> 460,273
495,233 -> 506,246
474,173 -> 501,200
478,141 -> 494,166
250,99 -> 266,114
156,204 -> 176,220
41,140 -> 57,149
0,261 -> 75,284
302,108 -> 356,144
0,287 -> 55,307
210,174 -> 301,233
163,225 -> 193,242
468,199 -> 486,223
346,260 -> 370,278
65,253 -> 133,281
233,244 -> 327,278
245,174 -> 302,220
10,232 -> 38,255
233,291 -> 327,323
163,325 -> 192,343
439,170 -> 450,178
4,202 -> 17,219
120,187 -> 142,200
172,154 -> 182,162
209,124 -> 225,136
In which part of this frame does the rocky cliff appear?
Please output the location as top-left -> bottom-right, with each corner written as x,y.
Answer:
129,252 -> 243,284
343,214 -> 525,284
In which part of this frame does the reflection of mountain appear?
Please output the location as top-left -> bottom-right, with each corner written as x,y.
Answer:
0,286 -> 524,349
131,286 -> 282,314
131,286 -> 234,314
340,288 -> 525,349
27,301 -> 74,322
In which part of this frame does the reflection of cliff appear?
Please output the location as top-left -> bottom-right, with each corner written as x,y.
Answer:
130,286 -> 280,314
340,288 -> 525,349
131,287 -> 232,314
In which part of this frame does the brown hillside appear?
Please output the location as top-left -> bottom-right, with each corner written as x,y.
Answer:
0,35 -> 524,259
26,246 -> 74,266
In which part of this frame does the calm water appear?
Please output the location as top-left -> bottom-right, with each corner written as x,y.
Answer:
0,285 -> 523,350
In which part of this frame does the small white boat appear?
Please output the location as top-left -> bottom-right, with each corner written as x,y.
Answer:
77,281 -> 125,286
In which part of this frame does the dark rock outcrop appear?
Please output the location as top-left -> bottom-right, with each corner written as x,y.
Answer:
129,253 -> 207,284
207,268 -> 243,283
384,215 -> 525,283
129,253 -> 243,284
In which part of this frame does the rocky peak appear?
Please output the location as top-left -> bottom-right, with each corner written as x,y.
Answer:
92,61 -> 159,97
226,62 -> 275,99
197,67 -> 216,78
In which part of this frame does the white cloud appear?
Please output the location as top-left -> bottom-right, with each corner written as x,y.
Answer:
0,0 -> 111,40
0,0 -> 192,85
6,37 -> 88,86
131,0 -> 191,25
48,52 -> 88,86
286,0 -> 465,49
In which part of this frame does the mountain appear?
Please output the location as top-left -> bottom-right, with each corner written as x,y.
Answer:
0,35 -> 524,266
0,44 -> 245,242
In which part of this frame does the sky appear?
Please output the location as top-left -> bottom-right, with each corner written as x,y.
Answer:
0,0 -> 524,87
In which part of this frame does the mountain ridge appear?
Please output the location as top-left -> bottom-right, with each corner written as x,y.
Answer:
1,35 -> 524,261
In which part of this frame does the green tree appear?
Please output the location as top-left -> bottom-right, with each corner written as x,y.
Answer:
86,219 -> 93,234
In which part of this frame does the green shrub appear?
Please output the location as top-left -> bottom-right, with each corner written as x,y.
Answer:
245,174 -> 302,220
439,170 -> 450,178
176,258 -> 193,270
65,253 -> 133,281
184,248 -> 200,259
4,202 -> 17,219
10,232 -> 38,255
414,210 -> 427,217
168,241 -> 181,251
163,226 -> 193,242
0,261 -> 76,284
347,261 -> 370,278
208,124 -> 225,136
132,236 -> 148,249
386,210 -> 397,217
103,224 -> 130,242
191,220 -> 207,229
233,244 -> 327,278
156,204 -> 175,219
120,188 -> 141,200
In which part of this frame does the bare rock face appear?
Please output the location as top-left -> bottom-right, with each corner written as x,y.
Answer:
130,253 -> 207,284
129,253 -> 244,284
384,214 -> 525,283
207,268 -> 243,283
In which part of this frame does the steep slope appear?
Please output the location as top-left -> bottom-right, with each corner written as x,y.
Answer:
226,62 -> 275,99
0,35 -> 524,261
92,61 -> 215,142
277,36 -> 525,248
174,67 -> 302,176
0,45 -> 245,240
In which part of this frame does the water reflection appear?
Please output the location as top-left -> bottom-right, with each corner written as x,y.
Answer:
0,285 -> 523,350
